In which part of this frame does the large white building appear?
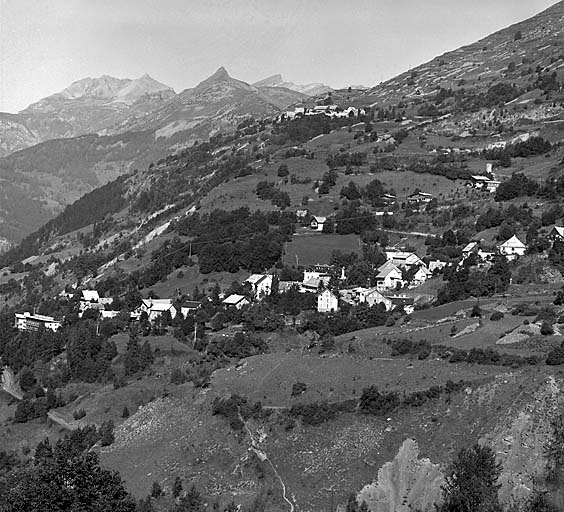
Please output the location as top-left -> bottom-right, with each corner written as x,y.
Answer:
15,312 -> 62,332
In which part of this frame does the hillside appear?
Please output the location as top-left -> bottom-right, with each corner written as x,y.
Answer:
366,0 -> 564,105
3,3 -> 564,512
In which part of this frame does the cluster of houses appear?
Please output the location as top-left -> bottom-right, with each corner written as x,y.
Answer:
14,290 -> 203,334
15,224 -> 564,334
282,105 -> 366,120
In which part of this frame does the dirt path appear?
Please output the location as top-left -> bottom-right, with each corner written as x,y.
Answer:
238,406 -> 296,512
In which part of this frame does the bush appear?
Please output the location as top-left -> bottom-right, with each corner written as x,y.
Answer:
291,382 -> 307,397
546,346 -> 564,365
541,322 -> 554,336
277,164 -> 289,177
72,408 -> 87,420
490,311 -> 504,321
359,386 -> 400,415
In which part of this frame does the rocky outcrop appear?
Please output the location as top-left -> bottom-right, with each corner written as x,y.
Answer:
357,439 -> 444,512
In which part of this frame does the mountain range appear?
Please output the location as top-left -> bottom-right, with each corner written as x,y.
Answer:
0,68 -> 314,243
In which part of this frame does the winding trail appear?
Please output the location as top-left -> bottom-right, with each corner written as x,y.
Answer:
238,406 -> 296,512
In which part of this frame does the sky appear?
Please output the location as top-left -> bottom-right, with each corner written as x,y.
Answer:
0,0 -> 559,112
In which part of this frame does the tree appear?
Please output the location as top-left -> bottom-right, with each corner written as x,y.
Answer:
173,476 -> 184,498
151,481 -> 163,498
277,164 -> 289,177
99,420 -> 115,446
175,485 -> 205,512
439,444 -> 502,512
5,449 -> 136,512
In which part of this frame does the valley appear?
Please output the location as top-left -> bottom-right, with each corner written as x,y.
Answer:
2,2 -> 564,512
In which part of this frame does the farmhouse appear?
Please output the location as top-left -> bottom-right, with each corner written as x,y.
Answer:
428,260 -> 447,272
317,289 -> 339,313
222,294 -> 250,309
385,250 -> 424,269
469,175 -> 491,189
139,298 -> 177,322
244,274 -> 273,299
340,287 -> 393,310
376,261 -> 404,291
387,295 -> 415,315
462,242 -> 479,258
180,301 -> 202,317
14,312 -> 62,332
498,235 -> 526,260
549,226 -> 564,243
407,192 -> 433,204
310,216 -> 327,231
410,266 -> 432,288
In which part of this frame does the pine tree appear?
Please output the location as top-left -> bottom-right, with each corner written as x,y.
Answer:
99,420 -> 115,447
439,444 -> 502,512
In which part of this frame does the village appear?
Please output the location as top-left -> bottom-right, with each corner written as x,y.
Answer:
14,216 -> 562,334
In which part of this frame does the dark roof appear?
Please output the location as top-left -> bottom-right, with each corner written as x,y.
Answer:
181,301 -> 202,308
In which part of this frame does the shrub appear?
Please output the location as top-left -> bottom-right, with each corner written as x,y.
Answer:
490,311 -> 504,321
359,386 -> 400,415
546,347 -> 564,365
291,382 -> 307,397
541,322 -> 554,336
72,408 -> 87,420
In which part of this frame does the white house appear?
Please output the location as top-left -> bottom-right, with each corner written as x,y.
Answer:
375,261 -> 404,291
310,216 -> 327,231
244,274 -> 273,300
139,299 -> 177,322
409,266 -> 432,288
222,294 -> 250,309
428,260 -> 447,272
549,226 -> 564,243
180,301 -> 202,317
14,312 -> 62,332
363,289 -> 393,310
486,180 -> 501,193
499,235 -> 526,260
317,289 -> 339,313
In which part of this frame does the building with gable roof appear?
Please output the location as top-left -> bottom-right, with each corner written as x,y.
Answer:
375,261 -> 404,291
498,235 -> 526,261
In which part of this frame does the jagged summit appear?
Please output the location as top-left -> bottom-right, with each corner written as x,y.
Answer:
194,67 -> 256,93
252,74 -> 332,97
